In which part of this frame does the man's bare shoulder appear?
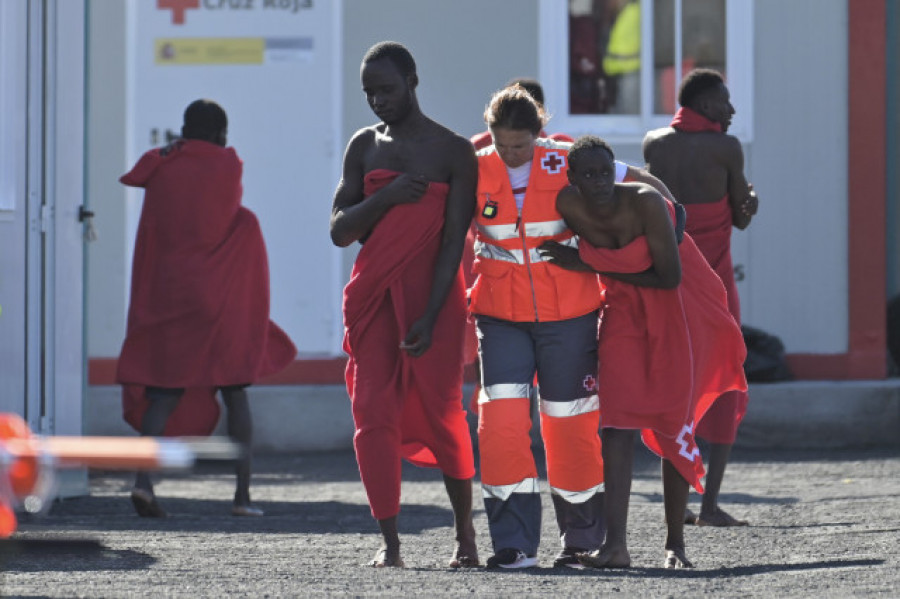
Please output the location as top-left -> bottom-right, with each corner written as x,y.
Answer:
345,126 -> 379,154
618,180 -> 656,195
349,125 -> 380,144
642,127 -> 677,158
556,184 -> 580,209
644,127 -> 678,140
627,181 -> 666,210
341,128 -> 380,172
426,123 -> 477,172
555,184 -> 590,228
707,132 -> 745,165
643,126 -> 675,143
428,121 -> 475,152
718,132 -> 744,151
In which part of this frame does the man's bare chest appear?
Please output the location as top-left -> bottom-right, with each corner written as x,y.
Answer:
366,137 -> 451,183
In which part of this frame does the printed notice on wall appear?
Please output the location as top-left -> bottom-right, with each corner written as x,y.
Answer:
130,0 -> 339,353
154,36 -> 313,65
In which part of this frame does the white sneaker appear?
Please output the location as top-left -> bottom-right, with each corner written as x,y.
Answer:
487,548 -> 538,569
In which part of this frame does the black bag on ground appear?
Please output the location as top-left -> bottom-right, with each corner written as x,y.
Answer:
742,325 -> 793,383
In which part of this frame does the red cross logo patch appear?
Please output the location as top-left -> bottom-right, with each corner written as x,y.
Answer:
582,374 -> 597,392
159,0 -> 199,25
541,152 -> 565,175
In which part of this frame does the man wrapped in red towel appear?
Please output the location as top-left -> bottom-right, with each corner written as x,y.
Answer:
644,68 -> 759,527
117,99 -> 297,518
539,136 -> 747,569
330,42 -> 478,569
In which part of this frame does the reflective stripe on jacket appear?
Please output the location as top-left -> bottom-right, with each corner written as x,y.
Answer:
469,139 -> 603,322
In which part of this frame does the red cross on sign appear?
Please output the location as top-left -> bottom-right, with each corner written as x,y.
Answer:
158,0 -> 199,25
541,152 -> 565,174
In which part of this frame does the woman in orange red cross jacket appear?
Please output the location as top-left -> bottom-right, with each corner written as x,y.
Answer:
469,86 -> 609,569
470,85 -> 678,570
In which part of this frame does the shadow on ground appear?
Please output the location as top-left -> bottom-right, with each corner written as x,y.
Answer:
468,557 -> 886,579
0,538 -> 156,572
32,497 -> 455,536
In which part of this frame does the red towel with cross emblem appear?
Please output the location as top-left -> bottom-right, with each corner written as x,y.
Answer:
579,202 -> 747,491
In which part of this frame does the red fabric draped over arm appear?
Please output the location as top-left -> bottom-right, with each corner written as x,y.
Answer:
342,169 -> 474,477
579,202 -> 746,491
117,140 -> 297,436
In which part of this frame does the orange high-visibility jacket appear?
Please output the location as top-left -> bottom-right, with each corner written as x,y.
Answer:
469,139 -> 604,322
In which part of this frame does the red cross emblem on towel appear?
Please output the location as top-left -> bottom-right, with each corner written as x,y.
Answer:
541,152 -> 565,174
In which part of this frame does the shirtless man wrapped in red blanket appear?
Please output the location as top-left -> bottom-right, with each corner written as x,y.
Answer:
643,68 -> 759,527
539,136 -> 747,569
118,99 -> 296,519
330,42 -> 478,569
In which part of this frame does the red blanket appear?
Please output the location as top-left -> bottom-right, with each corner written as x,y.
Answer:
343,169 -> 474,481
117,140 -> 297,435
579,203 -> 747,491
671,106 -> 749,444
683,197 -> 749,443
671,106 -> 722,133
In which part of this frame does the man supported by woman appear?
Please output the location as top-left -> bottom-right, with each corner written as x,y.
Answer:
541,135 -> 747,569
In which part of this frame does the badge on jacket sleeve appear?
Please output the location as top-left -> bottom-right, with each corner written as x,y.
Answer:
482,196 -> 498,219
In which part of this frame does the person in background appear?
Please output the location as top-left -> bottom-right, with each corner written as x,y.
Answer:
603,0 -> 641,114
643,68 -> 758,527
118,99 -> 297,519
470,78 -> 574,151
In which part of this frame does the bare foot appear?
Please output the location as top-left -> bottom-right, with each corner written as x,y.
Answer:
448,522 -> 479,568
370,546 -> 405,568
696,507 -> 748,527
683,507 -> 698,525
664,547 -> 694,569
130,488 -> 167,518
448,548 -> 480,568
576,545 -> 631,569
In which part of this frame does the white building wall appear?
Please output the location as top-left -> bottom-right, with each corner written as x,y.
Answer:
744,0 -> 848,353
85,0 -> 852,363
87,1 -> 345,359
339,0 -> 542,282
341,0 -> 540,145
0,0 -> 30,413
86,1 -> 130,358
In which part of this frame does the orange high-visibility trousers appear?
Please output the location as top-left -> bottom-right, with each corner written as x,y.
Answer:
476,312 -> 605,556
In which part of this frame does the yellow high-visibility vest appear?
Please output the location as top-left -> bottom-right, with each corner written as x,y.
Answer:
603,1 -> 641,75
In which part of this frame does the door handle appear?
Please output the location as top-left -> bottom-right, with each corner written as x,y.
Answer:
78,205 -> 97,242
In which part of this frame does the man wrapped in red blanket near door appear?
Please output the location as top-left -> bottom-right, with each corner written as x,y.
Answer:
117,99 -> 297,518
330,42 -> 478,569
644,68 -> 760,527
540,136 -> 747,569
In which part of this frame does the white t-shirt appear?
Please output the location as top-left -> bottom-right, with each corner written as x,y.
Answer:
506,162 -> 532,213
615,160 -> 628,182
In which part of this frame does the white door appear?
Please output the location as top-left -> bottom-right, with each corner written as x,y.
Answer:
0,1 -> 30,418
128,0 -> 344,356
0,0 -> 86,443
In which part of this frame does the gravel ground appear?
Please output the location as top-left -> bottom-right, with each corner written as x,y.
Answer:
1,446 -> 898,598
